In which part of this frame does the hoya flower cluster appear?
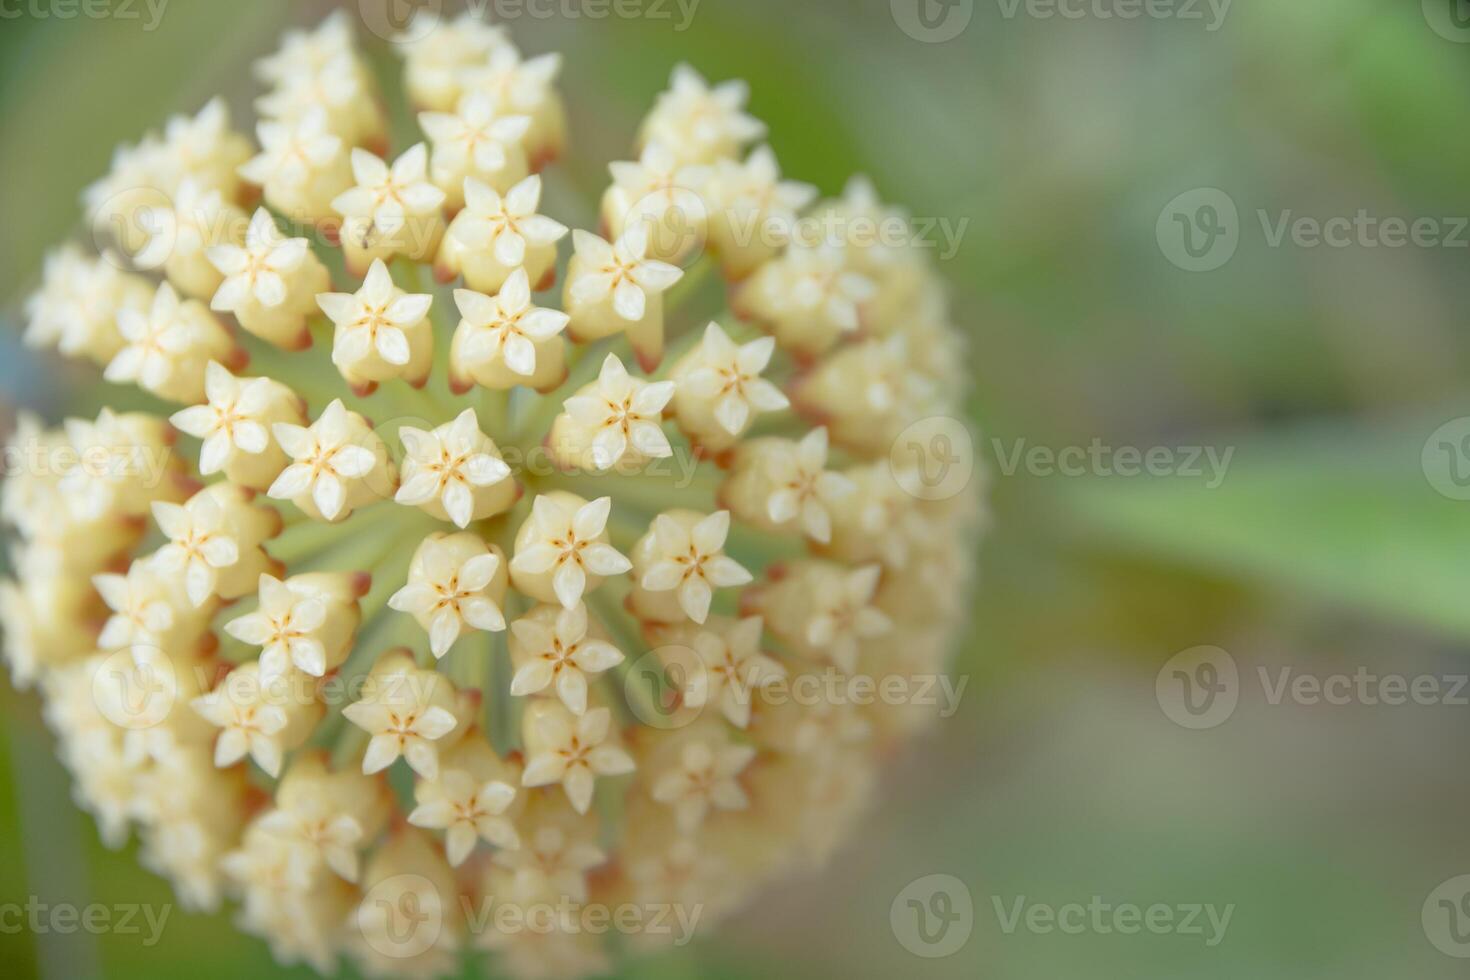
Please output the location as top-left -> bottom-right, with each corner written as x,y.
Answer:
5,10 -> 980,979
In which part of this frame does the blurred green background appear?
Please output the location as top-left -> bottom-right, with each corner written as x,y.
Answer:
3,0 -> 1470,977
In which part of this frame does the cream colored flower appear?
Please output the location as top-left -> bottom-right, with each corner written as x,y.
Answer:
456,46 -> 565,168
317,259 -> 435,391
739,242 -> 875,357
236,109 -> 353,225
394,408 -> 515,528
450,267 -> 569,393
508,603 -> 624,716
509,493 -> 631,609
563,224 -> 682,369
254,51 -> 386,151
132,179 -> 248,300
256,802 -> 364,884
521,702 -> 634,815
94,559 -> 210,653
253,10 -> 358,86
438,174 -> 566,295
601,141 -> 712,262
396,10 -> 512,112
207,208 -> 330,350
342,652 -> 461,779
224,572 -> 362,682
106,281 -> 237,404
150,483 -> 278,606
704,145 -> 817,278
551,353 -> 675,471
723,428 -> 856,544
670,321 -> 788,450
268,399 -> 395,522
24,246 -> 152,365
637,63 -> 765,165
168,361 -> 305,490
649,615 -> 785,728
408,769 -> 518,866
58,409 -> 183,522
332,144 -> 446,270
390,532 -> 508,658
492,821 -> 604,904
191,661 -> 322,778
631,509 -> 752,624
749,561 -> 890,672
648,732 -> 755,832
419,91 -> 531,209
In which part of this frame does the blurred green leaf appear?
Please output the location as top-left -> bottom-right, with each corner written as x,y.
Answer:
1064,415 -> 1470,638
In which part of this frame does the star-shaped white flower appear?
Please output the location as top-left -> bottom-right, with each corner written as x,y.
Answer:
170,362 -> 292,476
394,408 -> 513,528
681,617 -> 785,728
805,564 -> 891,672
452,174 -> 566,270
510,495 -> 631,609
191,676 -> 290,777
677,321 -> 788,436
150,499 -> 242,607
94,563 -> 183,651
650,736 -> 755,833
317,259 -> 434,373
105,281 -> 233,403
207,208 -> 313,312
711,145 -> 816,233
509,604 -> 624,716
419,92 -> 530,185
389,536 -> 506,657
257,801 -> 365,884
637,511 -> 752,624
520,704 -> 635,815
765,428 -> 856,544
455,269 -> 568,378
639,63 -> 766,164
561,354 -> 675,470
567,225 -> 682,322
224,575 -> 330,681
408,769 -> 518,866
492,825 -> 604,905
342,667 -> 460,779
333,143 -> 445,236
268,400 -> 384,521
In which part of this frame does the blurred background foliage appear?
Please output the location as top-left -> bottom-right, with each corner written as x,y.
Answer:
2,0 -> 1470,977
